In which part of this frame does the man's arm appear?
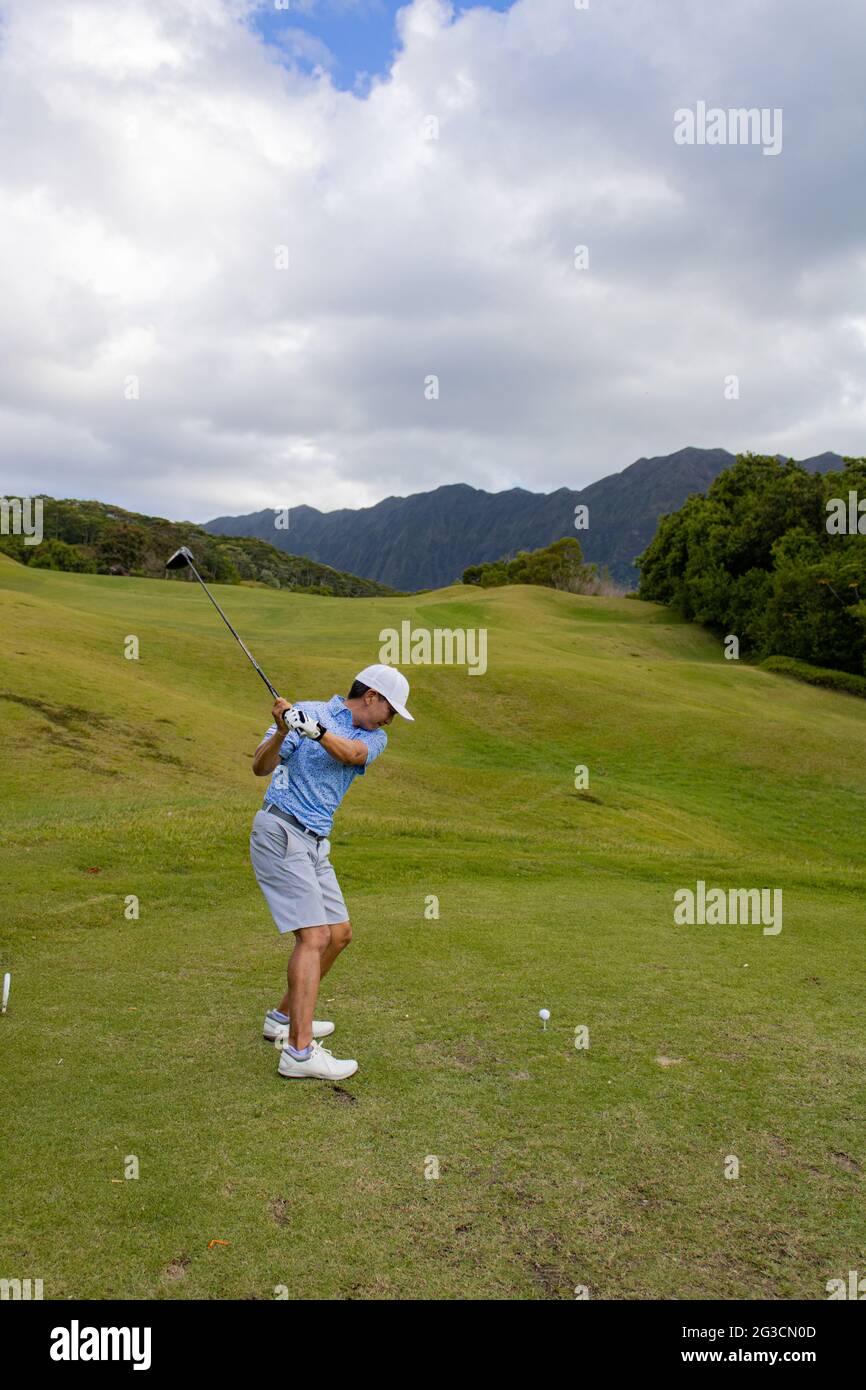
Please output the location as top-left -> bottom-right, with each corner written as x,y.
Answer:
286,707 -> 378,767
252,699 -> 293,777
319,731 -> 367,767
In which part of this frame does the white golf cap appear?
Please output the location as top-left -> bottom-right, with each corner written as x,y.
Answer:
355,664 -> 414,720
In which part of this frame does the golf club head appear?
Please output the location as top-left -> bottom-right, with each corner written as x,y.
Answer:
165,545 -> 195,570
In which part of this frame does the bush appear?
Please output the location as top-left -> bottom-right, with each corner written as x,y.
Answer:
96,522 -> 147,571
760,655 -> 866,699
638,453 -> 866,676
27,539 -> 97,573
463,537 -> 612,594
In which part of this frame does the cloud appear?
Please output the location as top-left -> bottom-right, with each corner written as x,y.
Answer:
270,26 -> 336,71
1,0 -> 865,521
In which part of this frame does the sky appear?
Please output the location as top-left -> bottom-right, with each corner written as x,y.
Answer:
1,0 -> 865,522
250,0 -> 515,93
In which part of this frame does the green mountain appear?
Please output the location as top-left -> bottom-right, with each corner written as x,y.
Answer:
0,496 -> 397,596
204,446 -> 845,590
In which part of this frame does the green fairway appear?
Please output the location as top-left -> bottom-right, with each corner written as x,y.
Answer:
1,552 -> 864,1300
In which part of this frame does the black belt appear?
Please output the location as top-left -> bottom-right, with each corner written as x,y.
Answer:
264,802 -> 325,842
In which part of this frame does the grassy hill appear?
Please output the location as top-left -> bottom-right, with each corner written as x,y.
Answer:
0,496 -> 397,596
1,552 -> 864,1299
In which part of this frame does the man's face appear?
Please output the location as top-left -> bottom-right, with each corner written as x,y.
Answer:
356,690 -> 394,730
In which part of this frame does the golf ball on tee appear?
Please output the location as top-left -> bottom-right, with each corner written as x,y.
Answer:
539,1008 -> 550,1022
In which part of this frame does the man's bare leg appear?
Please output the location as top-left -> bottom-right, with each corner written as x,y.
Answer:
319,920 -> 352,980
285,925 -> 330,1051
278,921 -> 352,1022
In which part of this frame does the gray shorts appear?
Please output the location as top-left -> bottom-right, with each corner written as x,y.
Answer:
250,808 -> 348,934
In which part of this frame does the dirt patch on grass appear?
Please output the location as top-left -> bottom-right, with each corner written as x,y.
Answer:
415,1040 -> 486,1072
269,1197 -> 291,1226
516,1229 -> 583,1300
830,1151 -> 861,1173
136,732 -> 184,767
455,1045 -> 482,1070
0,692 -> 110,731
0,690 -> 184,766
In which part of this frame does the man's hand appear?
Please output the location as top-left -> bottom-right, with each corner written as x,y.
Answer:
286,707 -> 325,740
272,697 -> 293,730
252,699 -> 293,777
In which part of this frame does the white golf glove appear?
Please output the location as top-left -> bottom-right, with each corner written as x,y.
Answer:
286,707 -> 326,741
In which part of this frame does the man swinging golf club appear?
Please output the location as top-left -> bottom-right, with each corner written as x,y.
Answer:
249,664 -> 413,1081
163,551 -> 413,1080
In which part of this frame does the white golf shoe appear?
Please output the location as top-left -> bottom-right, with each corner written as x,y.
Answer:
278,1040 -> 358,1081
263,1011 -> 334,1043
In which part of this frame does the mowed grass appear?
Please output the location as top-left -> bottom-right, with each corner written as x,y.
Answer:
0,551 -> 864,1300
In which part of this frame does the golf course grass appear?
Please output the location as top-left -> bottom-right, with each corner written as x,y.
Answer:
1,551 -> 864,1300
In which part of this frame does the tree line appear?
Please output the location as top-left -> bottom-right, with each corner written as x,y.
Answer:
0,496 -> 396,597
637,453 -> 866,678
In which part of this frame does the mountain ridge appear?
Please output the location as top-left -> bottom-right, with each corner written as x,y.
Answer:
205,446 -> 846,590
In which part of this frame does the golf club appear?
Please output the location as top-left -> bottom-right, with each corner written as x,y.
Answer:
165,546 -> 291,726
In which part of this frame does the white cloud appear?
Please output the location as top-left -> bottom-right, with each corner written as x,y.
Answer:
1,0 -> 865,522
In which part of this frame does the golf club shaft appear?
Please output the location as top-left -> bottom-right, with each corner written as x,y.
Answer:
184,558 -> 282,704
